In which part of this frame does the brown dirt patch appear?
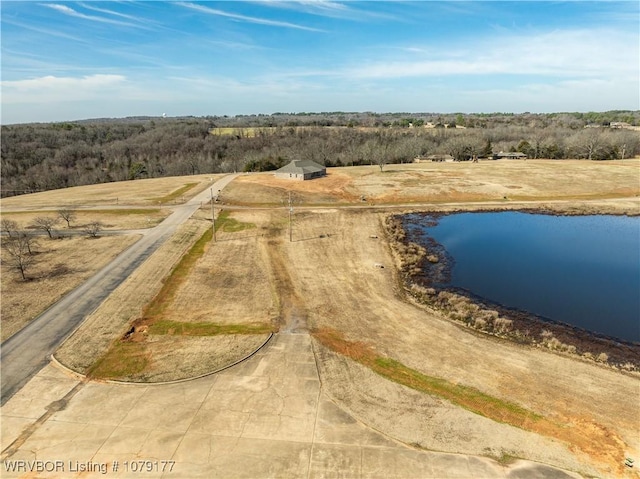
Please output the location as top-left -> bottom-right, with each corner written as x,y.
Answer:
89,334 -> 269,382
164,230 -> 278,327
224,171 -> 359,205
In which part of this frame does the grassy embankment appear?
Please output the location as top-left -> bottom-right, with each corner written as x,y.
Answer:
313,329 -> 541,427
313,328 -> 626,471
87,211 -> 270,378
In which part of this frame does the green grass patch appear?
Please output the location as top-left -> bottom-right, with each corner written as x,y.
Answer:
152,183 -> 198,204
372,356 -> 542,426
492,452 -> 521,466
148,319 -> 273,336
313,329 -> 543,431
87,341 -> 148,379
215,210 -> 256,232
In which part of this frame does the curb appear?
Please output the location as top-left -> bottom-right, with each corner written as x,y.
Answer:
50,332 -> 274,386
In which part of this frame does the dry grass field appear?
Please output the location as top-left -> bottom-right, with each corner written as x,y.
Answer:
1,234 -> 140,341
0,174 -> 223,341
1,208 -> 169,231
60,205 -> 638,476
4,159 -> 639,477
225,159 -> 640,208
0,173 -> 221,209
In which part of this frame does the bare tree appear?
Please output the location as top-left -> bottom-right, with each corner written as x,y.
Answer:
32,216 -> 59,239
84,221 -> 104,237
365,133 -> 392,172
1,218 -> 19,237
612,130 -> 640,160
571,129 -> 605,160
17,231 -> 38,255
527,131 -> 550,159
443,134 -> 473,161
2,235 -> 37,280
58,208 -> 77,228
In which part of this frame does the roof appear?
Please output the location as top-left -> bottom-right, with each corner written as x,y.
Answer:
276,160 -> 326,175
426,154 -> 455,160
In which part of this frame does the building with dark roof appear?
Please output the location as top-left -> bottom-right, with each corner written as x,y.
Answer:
274,160 -> 326,180
494,151 -> 527,160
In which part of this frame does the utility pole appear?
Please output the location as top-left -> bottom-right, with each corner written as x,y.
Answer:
288,191 -> 292,242
210,188 -> 216,243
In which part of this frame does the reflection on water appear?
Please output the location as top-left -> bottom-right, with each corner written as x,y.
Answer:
405,212 -> 640,342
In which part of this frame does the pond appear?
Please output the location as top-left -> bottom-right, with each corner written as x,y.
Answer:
404,212 -> 640,343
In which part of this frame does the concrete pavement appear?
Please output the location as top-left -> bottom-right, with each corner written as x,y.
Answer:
1,332 -> 583,478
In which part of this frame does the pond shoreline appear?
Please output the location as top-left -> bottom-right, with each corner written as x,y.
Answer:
386,210 -> 640,372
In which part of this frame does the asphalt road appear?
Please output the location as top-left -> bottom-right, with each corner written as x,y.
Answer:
0,174 -> 238,405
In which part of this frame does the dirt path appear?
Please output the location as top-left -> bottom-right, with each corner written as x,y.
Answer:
264,237 -> 310,334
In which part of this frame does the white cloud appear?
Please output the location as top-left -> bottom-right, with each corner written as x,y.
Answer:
1,17 -> 89,43
257,0 -> 397,21
452,77 -> 639,113
41,3 -> 155,30
345,28 -> 639,80
2,74 -> 127,102
77,2 -> 144,21
179,2 -> 325,32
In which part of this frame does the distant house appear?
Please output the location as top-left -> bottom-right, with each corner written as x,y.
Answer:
274,160 -> 326,180
493,151 -> 527,160
610,122 -> 631,129
414,154 -> 454,163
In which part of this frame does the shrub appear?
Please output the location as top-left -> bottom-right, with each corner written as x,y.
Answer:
473,318 -> 488,331
494,317 -> 513,334
84,221 -> 104,238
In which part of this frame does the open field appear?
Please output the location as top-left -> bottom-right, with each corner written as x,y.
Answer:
3,160 -> 639,477
0,174 -> 220,340
82,211 -> 275,382
0,174 -> 222,209
1,209 -> 169,231
1,234 -> 140,341
57,206 -> 638,476
224,159 -> 640,208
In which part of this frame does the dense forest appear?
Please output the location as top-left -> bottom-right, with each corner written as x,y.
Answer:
2,111 -> 639,197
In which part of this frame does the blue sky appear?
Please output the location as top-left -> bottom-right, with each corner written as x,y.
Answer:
1,1 -> 639,124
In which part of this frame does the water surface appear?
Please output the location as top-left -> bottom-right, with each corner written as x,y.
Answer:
405,212 -> 640,342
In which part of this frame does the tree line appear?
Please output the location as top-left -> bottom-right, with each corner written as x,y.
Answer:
2,111 -> 639,197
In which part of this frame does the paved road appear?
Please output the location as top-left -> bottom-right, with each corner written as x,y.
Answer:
0,175 -> 238,405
